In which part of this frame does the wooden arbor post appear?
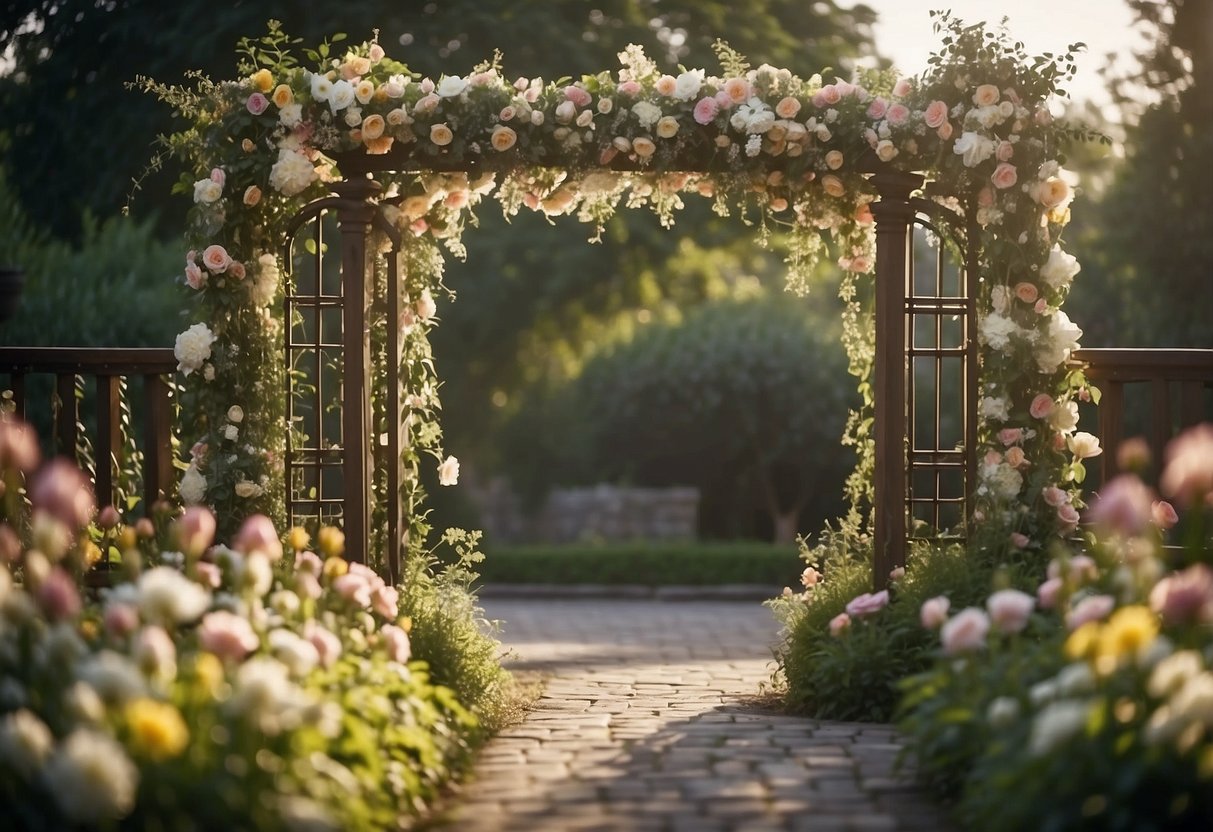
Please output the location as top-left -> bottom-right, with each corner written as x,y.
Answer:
869,168 -> 923,591
332,175 -> 381,566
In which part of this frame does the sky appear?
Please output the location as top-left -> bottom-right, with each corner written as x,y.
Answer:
852,0 -> 1143,110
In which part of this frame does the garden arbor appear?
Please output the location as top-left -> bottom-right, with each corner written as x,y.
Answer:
166,20 -> 1094,592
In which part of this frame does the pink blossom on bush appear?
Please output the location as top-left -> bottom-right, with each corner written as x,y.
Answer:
304,621 -> 343,668
828,612 -> 851,636
1030,393 -> 1054,420
940,608 -> 990,654
194,561 -> 222,589
923,100 -> 948,129
372,585 -> 399,620
1149,564 -> 1213,626
1086,474 -> 1155,535
1037,577 -> 1063,610
37,568 -> 81,622
295,549 -> 323,574
1066,594 -> 1116,630
693,96 -> 720,125
198,610 -> 260,661
1009,532 -> 1029,549
987,589 -> 1035,634
1152,500 -> 1179,529
104,603 -> 139,638
234,514 -> 283,561
30,459 -> 94,529
845,590 -> 889,618
0,417 -> 40,473
177,506 -> 216,558
381,624 -> 411,663
333,573 -> 373,608
1160,423 -> 1213,506
920,596 -> 950,629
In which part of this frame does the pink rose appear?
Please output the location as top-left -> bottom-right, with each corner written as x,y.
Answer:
723,78 -> 751,103
923,100 -> 949,129
185,262 -> 205,290
1035,298 -> 1048,314
996,141 -> 1014,162
617,80 -> 641,97
1014,282 -> 1038,304
920,596 -> 950,629
381,623 -> 411,663
940,607 -> 990,654
37,568 -> 81,622
198,611 -> 260,661
775,96 -> 801,118
991,162 -> 1018,189
294,549 -> 323,574
333,573 -> 372,608
1152,500 -> 1179,529
372,585 -> 399,619
1009,532 -> 1030,549
247,93 -> 269,115
828,612 -> 851,636
866,98 -> 888,119
886,103 -> 910,126
209,168 -> 226,187
177,506 -> 216,558
1037,577 -> 1063,610
202,244 -> 232,274
564,85 -> 592,107
1029,393 -> 1054,420
845,589 -> 890,618
1005,447 -> 1026,468
819,84 -> 841,105
1149,564 -> 1213,626
104,603 -> 139,638
1057,503 -> 1081,530
936,121 -> 954,140
986,589 -> 1035,634
893,78 -> 912,97
1066,594 -> 1116,630
693,96 -> 720,125
194,561 -> 222,589
998,428 -> 1024,446
30,458 -> 94,529
234,514 -> 282,561
227,261 -> 246,281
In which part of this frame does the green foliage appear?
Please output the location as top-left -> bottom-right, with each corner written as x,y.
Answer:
400,529 -> 513,732
498,293 -> 855,541
476,541 -> 801,585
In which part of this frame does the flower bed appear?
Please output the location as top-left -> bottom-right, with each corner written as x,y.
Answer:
0,417 -> 507,830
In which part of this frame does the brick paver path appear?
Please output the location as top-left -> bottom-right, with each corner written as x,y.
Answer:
439,599 -> 949,832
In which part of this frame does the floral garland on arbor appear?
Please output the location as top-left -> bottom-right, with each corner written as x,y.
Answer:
149,12 -> 1101,560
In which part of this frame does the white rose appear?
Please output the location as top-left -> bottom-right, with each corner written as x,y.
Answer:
179,464 -> 207,504
343,107 -> 362,127
224,425 -> 239,442
1035,310 -> 1083,373
673,69 -> 704,101
328,79 -> 355,112
990,285 -> 1010,314
980,396 -> 1011,421
174,322 -> 216,376
436,75 -> 468,98
309,73 -> 332,102
952,131 -> 995,167
1049,400 -> 1081,433
875,139 -> 898,162
269,149 -> 317,197
746,109 -> 775,134
438,455 -> 460,486
1039,245 -> 1081,290
278,103 -> 303,128
193,179 -> 223,204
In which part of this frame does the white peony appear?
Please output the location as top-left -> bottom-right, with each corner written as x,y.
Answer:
1029,700 -> 1091,757
436,75 -> 468,98
1039,245 -> 1081,290
269,629 -> 320,678
251,253 -> 280,306
174,322 -> 216,376
0,709 -> 53,779
980,396 -> 1011,421
631,101 -> 663,129
45,729 -> 139,823
438,455 -> 460,486
1035,310 -> 1083,373
193,178 -> 223,204
952,131 -> 995,167
137,566 -> 211,626
673,69 -> 704,101
415,288 -> 437,320
227,657 -> 314,735
76,651 -> 146,703
979,460 -> 1023,501
179,463 -> 207,505
979,312 -> 1019,351
269,149 -> 318,197
990,285 -> 1010,314
279,102 -> 303,128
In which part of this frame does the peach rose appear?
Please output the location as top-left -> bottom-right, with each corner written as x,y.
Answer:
825,150 -> 844,170
723,78 -> 751,103
631,136 -> 656,157
1005,446 -> 1026,468
656,116 -> 680,139
775,96 -> 801,119
365,136 -> 394,154
202,244 -> 232,273
940,607 -> 990,654
491,125 -> 517,151
1037,176 -> 1072,210
429,123 -> 454,146
1014,282 -> 1038,304
936,121 -> 954,140
991,162 -> 1018,189
973,84 -> 1001,107
361,114 -> 385,140
654,75 -> 677,96
821,175 -> 845,198
819,84 -> 841,105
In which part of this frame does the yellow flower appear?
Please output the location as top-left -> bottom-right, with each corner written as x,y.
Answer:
1065,621 -> 1101,661
317,526 -> 345,558
1093,605 -> 1159,674
82,540 -> 103,567
192,653 -> 225,698
250,69 -> 274,93
271,84 -> 293,109
286,527 -> 310,552
323,557 -> 349,580
125,699 -> 189,761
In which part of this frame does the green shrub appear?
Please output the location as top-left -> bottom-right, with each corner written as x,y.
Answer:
476,541 -> 801,586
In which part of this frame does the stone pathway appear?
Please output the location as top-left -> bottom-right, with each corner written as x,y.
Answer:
438,599 -> 949,832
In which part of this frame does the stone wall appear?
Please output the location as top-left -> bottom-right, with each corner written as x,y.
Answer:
469,479 -> 699,543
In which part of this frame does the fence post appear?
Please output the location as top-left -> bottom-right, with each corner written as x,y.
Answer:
334,175 -> 381,565
869,168 -> 923,591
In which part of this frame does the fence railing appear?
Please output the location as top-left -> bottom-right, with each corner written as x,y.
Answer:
1070,348 -> 1213,482
0,347 -> 177,514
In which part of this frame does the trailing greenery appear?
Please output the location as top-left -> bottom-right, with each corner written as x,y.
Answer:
476,541 -> 801,586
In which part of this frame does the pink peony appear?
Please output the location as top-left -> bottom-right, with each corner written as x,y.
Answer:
1086,474 -> 1155,535
1009,532 -> 1030,549
247,93 -> 269,115
1066,594 -> 1117,630
372,585 -> 399,619
998,428 -> 1024,446
381,624 -> 411,663
234,514 -> 283,561
986,589 -> 1035,634
940,608 -> 990,654
0,417 -> 41,473
104,603 -> 140,638
564,85 -> 592,108
991,162 -> 1018,189
1149,564 -> 1213,626
693,96 -> 720,125
177,506 -> 216,558
198,610 -> 260,661
923,100 -> 948,129
30,458 -> 94,529
828,612 -> 851,636
304,621 -> 343,667
866,98 -> 887,119
886,103 -> 910,126
920,596 -> 950,629
1160,424 -> 1213,506
1152,500 -> 1179,529
37,568 -> 81,622
1037,577 -> 1063,610
845,589 -> 890,618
